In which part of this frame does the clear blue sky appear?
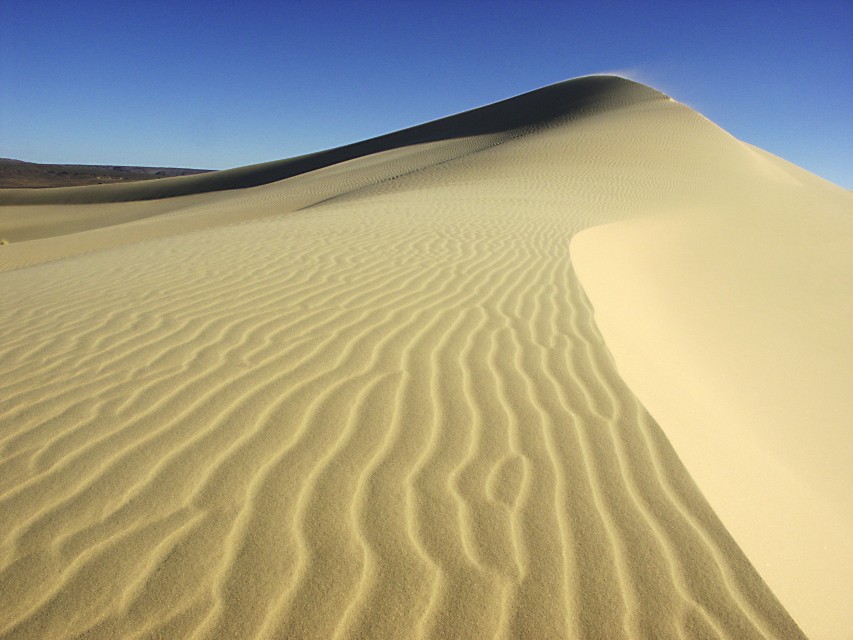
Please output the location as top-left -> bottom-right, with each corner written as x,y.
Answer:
1,1 -> 850,186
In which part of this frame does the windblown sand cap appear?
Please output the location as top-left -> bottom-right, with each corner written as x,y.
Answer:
0,75 -> 849,639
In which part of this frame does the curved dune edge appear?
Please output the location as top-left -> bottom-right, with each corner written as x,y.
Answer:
570,181 -> 853,639
0,76 -> 831,638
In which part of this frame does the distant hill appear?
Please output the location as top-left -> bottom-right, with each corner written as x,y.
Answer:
0,158 -> 212,188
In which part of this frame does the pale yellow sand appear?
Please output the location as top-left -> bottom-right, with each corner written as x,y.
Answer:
0,76 -> 843,638
570,151 -> 853,638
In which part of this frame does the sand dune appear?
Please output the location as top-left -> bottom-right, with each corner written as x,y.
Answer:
1,75 -> 847,638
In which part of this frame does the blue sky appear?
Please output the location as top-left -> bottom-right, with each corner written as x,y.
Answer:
1,1 -> 850,186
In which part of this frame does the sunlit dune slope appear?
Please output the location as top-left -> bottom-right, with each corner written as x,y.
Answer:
1,75 -> 848,639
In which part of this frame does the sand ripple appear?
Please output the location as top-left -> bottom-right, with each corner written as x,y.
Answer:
0,208 -> 801,639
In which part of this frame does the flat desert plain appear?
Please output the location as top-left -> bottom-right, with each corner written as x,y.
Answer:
0,76 -> 850,639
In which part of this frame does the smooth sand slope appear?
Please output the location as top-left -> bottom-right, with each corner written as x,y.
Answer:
570,163 -> 853,639
0,76 -> 847,638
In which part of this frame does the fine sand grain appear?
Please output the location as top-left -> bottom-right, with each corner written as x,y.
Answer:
1,76 -> 845,638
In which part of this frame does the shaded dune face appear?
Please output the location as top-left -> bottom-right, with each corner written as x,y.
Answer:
0,76 -> 827,638
0,76 -> 663,207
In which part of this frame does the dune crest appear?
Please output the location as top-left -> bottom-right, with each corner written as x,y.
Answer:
0,76 -> 665,207
1,75 -> 843,638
